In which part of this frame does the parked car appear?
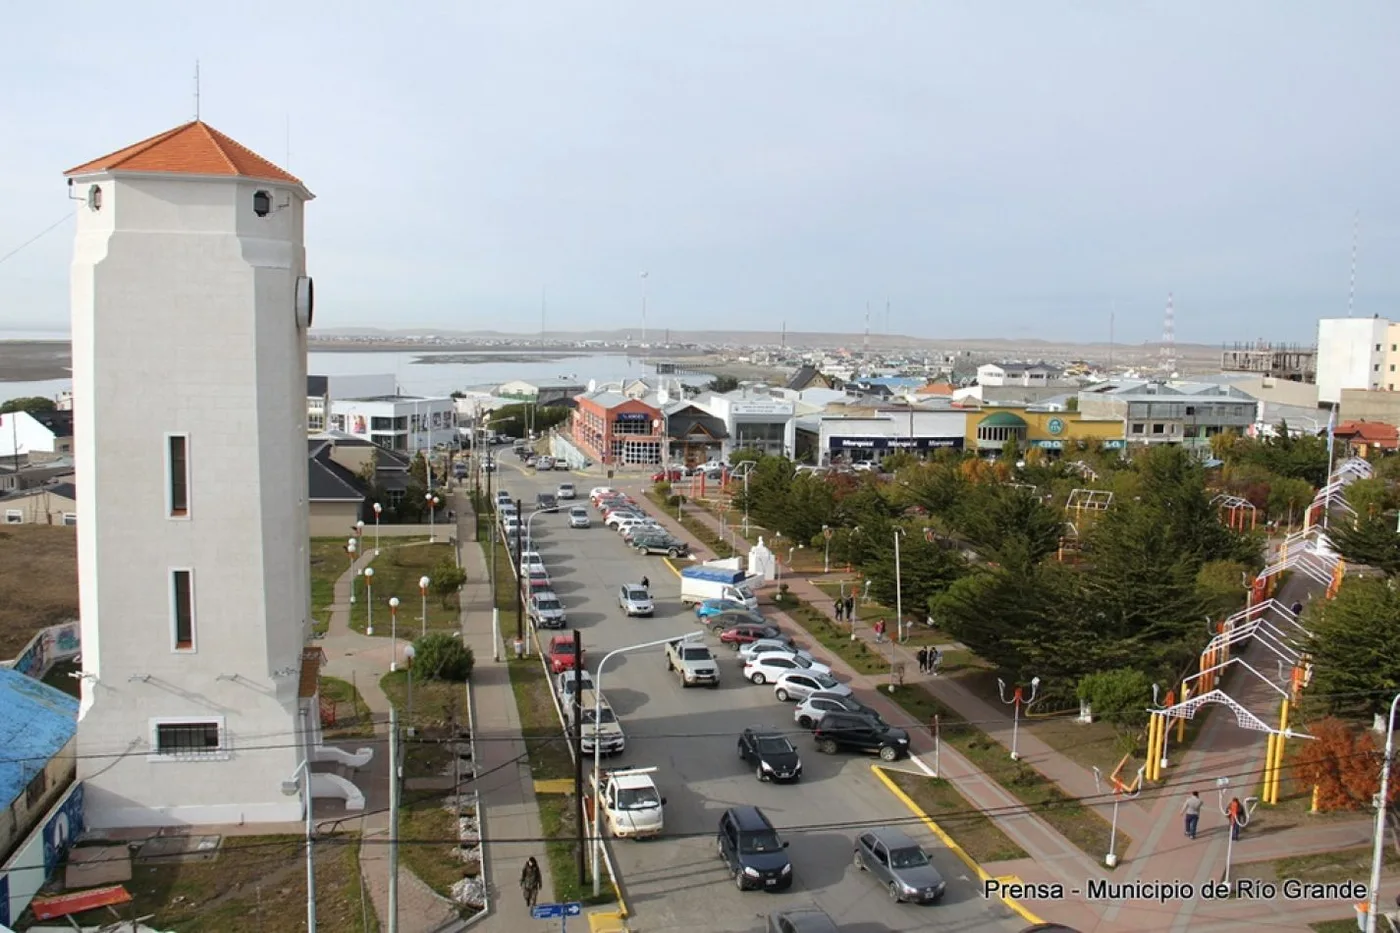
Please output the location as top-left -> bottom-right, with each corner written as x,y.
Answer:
812,712 -> 909,761
525,567 -> 552,593
568,506 -> 591,529
765,907 -> 839,933
631,533 -> 690,558
853,827 -> 946,904
547,635 -> 584,674
695,598 -> 752,621
739,639 -> 811,662
793,691 -> 885,730
556,668 -> 595,699
772,670 -> 850,703
742,653 -> 831,685
557,482 -> 576,499
529,591 -> 567,629
737,728 -> 802,783
519,550 -> 545,574
588,486 -> 618,503
536,456 -> 555,471
495,490 -> 511,507
618,520 -> 664,540
717,806 -> 792,891
718,623 -> 784,648
651,467 -> 684,482
618,584 -> 655,617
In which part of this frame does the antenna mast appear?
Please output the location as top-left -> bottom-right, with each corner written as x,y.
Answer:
1160,292 -> 1176,376
194,61 -> 201,121
780,320 -> 786,351
1348,211 -> 1359,317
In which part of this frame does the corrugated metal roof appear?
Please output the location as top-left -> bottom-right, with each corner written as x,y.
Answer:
0,668 -> 78,806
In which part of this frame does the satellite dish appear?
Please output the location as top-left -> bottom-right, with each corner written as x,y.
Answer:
587,379 -> 597,393
657,388 -> 671,406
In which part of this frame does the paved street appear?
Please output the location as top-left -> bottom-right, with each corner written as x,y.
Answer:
499,464 -> 1022,933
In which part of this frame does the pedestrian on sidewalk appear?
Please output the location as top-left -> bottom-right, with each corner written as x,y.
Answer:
1228,796 -> 1243,841
1181,790 -> 1202,840
641,575 -> 650,591
917,646 -> 929,673
874,618 -> 887,643
834,599 -> 845,623
521,856 -> 542,908
845,594 -> 855,621
1290,600 -> 1303,616
929,646 -> 942,674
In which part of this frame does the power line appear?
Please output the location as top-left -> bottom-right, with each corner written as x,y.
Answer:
0,211 -> 74,269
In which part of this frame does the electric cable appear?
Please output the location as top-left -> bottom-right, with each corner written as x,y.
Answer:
0,212 -> 74,268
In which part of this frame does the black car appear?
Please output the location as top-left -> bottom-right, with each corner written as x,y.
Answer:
717,806 -> 792,891
812,712 -> 910,761
632,533 -> 690,558
766,908 -> 840,933
537,492 -> 558,511
738,728 -> 803,783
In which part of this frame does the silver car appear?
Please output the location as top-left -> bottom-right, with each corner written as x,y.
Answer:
766,907 -> 839,933
618,584 -> 654,617
853,827 -> 946,904
568,506 -> 591,528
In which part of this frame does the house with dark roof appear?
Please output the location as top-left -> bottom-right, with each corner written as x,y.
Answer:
664,402 -> 729,465
1,481 -> 77,526
308,438 -> 367,536
0,457 -> 75,493
0,667 -> 78,867
786,365 -> 835,392
0,409 -> 74,462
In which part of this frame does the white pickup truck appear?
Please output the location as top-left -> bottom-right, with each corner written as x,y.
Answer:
592,767 -> 666,839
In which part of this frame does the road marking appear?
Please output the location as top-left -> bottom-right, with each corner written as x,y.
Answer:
660,556 -> 682,579
533,778 -> 573,794
870,764 -> 1045,926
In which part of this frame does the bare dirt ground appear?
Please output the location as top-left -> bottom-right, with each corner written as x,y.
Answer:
0,524 -> 78,658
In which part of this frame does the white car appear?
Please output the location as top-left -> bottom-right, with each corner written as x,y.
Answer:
793,691 -> 883,730
737,637 -> 803,661
568,506 -> 591,529
614,517 -> 658,535
557,483 -> 576,500
557,668 -> 595,699
746,645 -> 828,674
618,584 -> 655,617
742,653 -> 832,685
536,456 -> 555,471
519,550 -> 545,573
501,517 -> 522,540
605,511 -> 647,529
589,486 -> 617,502
773,670 -> 851,703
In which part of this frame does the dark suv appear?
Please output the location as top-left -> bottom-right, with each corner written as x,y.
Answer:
631,532 -> 690,558
812,712 -> 910,761
717,806 -> 792,891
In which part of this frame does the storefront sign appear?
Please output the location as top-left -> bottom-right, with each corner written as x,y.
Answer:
1046,418 -> 1066,436
1103,439 -> 1126,449
729,402 -> 792,416
828,435 -> 964,451
1032,440 -> 1064,449
614,412 -> 651,422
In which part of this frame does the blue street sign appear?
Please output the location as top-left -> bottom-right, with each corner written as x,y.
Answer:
531,902 -> 583,920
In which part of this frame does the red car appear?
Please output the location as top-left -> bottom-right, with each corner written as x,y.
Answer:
547,635 -> 583,674
718,623 -> 784,649
651,467 -> 684,482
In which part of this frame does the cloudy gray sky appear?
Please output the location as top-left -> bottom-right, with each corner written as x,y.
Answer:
2,1 -> 1396,343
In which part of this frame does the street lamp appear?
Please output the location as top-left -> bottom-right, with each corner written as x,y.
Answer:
364,567 -> 375,635
280,741 -> 317,932
516,504 -> 558,642
893,528 -> 906,643
356,519 -> 365,544
403,644 -> 417,737
372,502 -> 382,555
388,597 -> 401,671
346,538 -> 358,605
1365,692 -> 1400,931
419,575 -> 431,637
997,676 -> 1041,761
427,492 -> 441,542
822,525 -> 832,574
1092,765 -> 1145,868
592,631 -> 704,895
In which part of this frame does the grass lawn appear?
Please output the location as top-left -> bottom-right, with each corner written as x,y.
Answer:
350,542 -> 459,635
321,675 -> 376,738
884,769 -> 1028,864
60,835 -> 376,932
645,491 -> 735,558
537,793 -> 615,907
0,524 -> 77,658
506,656 -> 575,782
310,536 -> 356,634
398,793 -> 478,906
1268,845 -> 1399,884
1312,922 -> 1360,933
809,579 -> 950,647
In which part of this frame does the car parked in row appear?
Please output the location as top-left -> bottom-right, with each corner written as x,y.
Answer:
739,639 -> 815,664
556,668 -> 595,700
812,712 -> 909,761
631,532 -> 690,558
529,591 -> 567,629
793,691 -> 884,730
853,828 -> 946,904
717,622 -> 784,648
547,634 -> 584,674
695,598 -> 750,621
737,728 -> 802,783
773,670 -> 849,703
743,652 -> 831,685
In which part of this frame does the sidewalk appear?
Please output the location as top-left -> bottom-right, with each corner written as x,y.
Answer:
452,486 -> 553,933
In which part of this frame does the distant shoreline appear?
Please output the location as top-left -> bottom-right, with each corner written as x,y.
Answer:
0,340 -> 71,383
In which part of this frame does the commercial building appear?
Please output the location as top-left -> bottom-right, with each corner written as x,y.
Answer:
1316,317 -> 1391,405
65,119 -> 367,828
497,378 -> 587,406
307,373 -> 396,432
976,362 -> 1067,388
662,401 -> 728,465
570,389 -> 665,465
964,406 -> 1125,454
798,407 -> 966,466
1075,381 -> 1257,451
328,394 -> 457,451
693,388 -> 796,459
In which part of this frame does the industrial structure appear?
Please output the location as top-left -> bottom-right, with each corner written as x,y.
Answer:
1220,340 -> 1317,383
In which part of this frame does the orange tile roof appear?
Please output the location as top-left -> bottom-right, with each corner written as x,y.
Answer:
1335,420 -> 1400,447
65,121 -> 302,185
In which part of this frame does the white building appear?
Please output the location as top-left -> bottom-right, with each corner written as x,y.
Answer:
328,394 -> 457,451
694,388 -> 796,459
0,409 -> 74,460
307,373 -> 396,432
1317,317 -> 1390,405
804,409 -> 966,465
65,120 -> 365,828
976,362 -> 1065,387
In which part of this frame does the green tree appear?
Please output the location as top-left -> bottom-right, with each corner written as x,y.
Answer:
1077,668 -> 1153,733
728,447 -> 764,466
1196,560 -> 1251,619
1266,476 -> 1315,528
430,556 -> 468,608
0,396 -> 56,414
707,375 -> 740,393
488,403 -> 570,439
952,484 -> 1063,565
1344,477 -> 1395,519
410,632 -> 475,681
1305,578 -> 1400,720
862,528 -> 964,615
1326,511 -> 1400,577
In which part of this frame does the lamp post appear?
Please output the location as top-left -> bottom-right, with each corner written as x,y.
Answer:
347,538 -> 358,604
1092,765 -> 1145,868
823,525 -> 832,574
356,519 -> 365,546
419,575 -> 430,637
592,631 -> 704,895
1215,776 -> 1258,887
364,567 -> 375,635
893,528 -> 906,643
997,676 -> 1041,761
388,597 -> 401,671
1365,692 -> 1400,931
403,644 -> 416,737
427,492 -> 440,542
372,502 -> 382,555
517,504 -> 557,642
281,747 -> 317,932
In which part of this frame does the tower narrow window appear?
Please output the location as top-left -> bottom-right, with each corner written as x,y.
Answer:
252,190 -> 271,217
172,569 -> 195,650
168,434 -> 189,517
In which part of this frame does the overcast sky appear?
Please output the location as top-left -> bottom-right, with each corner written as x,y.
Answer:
2,2 -> 1397,344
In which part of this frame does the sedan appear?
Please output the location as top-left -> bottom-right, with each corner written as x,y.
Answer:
747,645 -> 829,674
695,598 -> 752,621
718,623 -> 783,648
853,828 -> 946,904
739,638 -> 807,662
556,669 -> 596,700
743,653 -> 830,685
793,691 -> 885,730
618,584 -> 655,617
737,728 -> 803,783
773,671 -> 851,703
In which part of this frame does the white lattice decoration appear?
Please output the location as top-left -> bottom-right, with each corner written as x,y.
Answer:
1157,689 -> 1312,741
1067,488 -> 1114,512
1210,493 -> 1257,512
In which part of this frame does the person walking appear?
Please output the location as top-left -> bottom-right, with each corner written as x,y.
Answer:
1228,797 -> 1243,841
1290,600 -> 1303,617
520,855 -> 542,908
917,647 -> 929,673
834,598 -> 845,622
641,575 -> 650,591
874,618 -> 887,643
1181,791 -> 1202,840
844,594 -> 855,621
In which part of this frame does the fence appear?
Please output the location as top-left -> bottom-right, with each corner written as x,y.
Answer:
2,620 -> 80,681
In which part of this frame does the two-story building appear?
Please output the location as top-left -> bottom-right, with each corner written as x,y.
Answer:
797,406 -> 966,466
0,410 -> 74,462
306,374 -> 396,433
570,390 -> 665,465
496,378 -> 587,406
1074,381 -> 1258,450
976,362 -> 1066,388
692,387 -> 796,459
328,394 -> 457,451
964,405 -> 1125,455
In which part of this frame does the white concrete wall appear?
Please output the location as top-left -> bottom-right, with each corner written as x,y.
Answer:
68,170 -> 308,827
1317,317 -> 1389,405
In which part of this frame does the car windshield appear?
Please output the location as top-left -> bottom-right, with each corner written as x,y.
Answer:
756,737 -> 794,755
553,643 -> 575,656
889,846 -> 930,869
581,707 -> 616,724
537,599 -> 561,611
625,588 -> 649,600
740,830 -> 784,854
571,508 -> 586,516
811,673 -> 839,690
616,787 -> 661,810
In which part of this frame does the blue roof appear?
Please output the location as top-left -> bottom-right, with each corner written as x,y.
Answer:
0,668 -> 78,805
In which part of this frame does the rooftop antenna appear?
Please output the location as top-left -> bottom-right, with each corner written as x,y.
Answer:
193,60 -> 201,121
1347,211 -> 1359,317
1160,292 -> 1176,376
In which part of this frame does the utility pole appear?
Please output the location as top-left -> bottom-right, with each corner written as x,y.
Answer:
572,629 -> 587,887
514,499 -> 524,641
388,706 -> 399,933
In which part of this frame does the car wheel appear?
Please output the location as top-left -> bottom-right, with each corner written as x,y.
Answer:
711,624 -> 725,635
735,871 -> 747,892
756,765 -> 766,782
665,658 -> 673,671
853,850 -> 865,871
818,739 -> 838,754
669,548 -> 680,558
879,745 -> 899,762
749,672 -> 766,685
798,715 -> 815,729
888,881 -> 903,902
729,641 -> 740,651
775,688 -> 790,702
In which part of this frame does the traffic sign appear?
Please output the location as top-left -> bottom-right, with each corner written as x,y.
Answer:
530,901 -> 583,920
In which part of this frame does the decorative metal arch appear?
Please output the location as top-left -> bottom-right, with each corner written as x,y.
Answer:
1210,493 -> 1256,512
1066,488 -> 1114,512
1154,688 -> 1311,740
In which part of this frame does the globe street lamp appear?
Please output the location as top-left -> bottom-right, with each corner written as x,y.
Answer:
388,597 -> 401,671
997,676 -> 1041,761
356,519 -> 365,544
372,502 -> 382,556
346,538 -> 358,605
419,575 -> 431,637
427,492 -> 441,542
364,567 -> 375,635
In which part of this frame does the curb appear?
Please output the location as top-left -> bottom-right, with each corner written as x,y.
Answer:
870,764 -> 1045,927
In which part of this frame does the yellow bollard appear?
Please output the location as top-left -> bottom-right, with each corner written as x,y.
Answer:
1310,784 -> 1320,813
1152,713 -> 1164,782
1177,684 -> 1188,742
1262,732 -> 1277,803
1144,715 -> 1157,782
1271,699 -> 1291,804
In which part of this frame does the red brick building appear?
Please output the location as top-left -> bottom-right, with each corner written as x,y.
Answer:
571,390 -> 664,465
